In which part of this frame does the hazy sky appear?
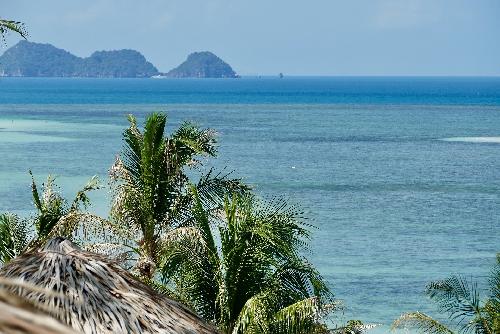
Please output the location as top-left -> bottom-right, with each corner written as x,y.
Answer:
2,0 -> 500,75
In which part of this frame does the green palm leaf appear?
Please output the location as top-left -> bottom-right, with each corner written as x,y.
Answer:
0,213 -> 29,264
272,297 -> 321,334
160,225 -> 220,320
1,173 -> 100,260
0,18 -> 28,42
161,191 -> 334,333
232,293 -> 270,334
29,172 -> 100,241
392,312 -> 454,334
172,121 -> 217,159
426,275 -> 490,333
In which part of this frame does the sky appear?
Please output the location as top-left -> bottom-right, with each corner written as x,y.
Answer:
2,0 -> 500,76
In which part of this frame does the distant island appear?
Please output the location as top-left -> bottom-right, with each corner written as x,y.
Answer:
164,51 -> 238,78
0,41 -> 238,78
0,41 -> 159,78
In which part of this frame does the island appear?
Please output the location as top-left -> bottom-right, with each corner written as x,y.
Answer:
0,42 -> 239,78
0,41 -> 159,78
165,51 -> 238,78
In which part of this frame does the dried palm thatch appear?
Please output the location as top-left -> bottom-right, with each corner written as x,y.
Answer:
0,279 -> 77,334
0,238 -> 218,334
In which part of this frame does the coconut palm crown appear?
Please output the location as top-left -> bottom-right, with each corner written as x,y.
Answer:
160,188 -> 334,333
109,112 -> 248,279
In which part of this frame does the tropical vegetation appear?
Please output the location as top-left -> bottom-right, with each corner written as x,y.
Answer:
108,112 -> 248,279
160,188 -> 334,333
0,112 -> 340,333
392,254 -> 500,334
0,172 -> 99,265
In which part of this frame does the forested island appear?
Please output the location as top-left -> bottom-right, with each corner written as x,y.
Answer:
0,41 -> 238,78
0,41 -> 159,77
165,51 -> 238,78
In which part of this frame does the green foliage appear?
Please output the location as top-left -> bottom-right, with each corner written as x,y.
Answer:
0,213 -> 29,264
110,112 -> 248,278
30,171 -> 100,241
160,189 -> 334,333
2,112 -> 335,334
0,18 -> 27,44
425,276 -> 485,332
392,254 -> 500,334
0,172 -> 99,264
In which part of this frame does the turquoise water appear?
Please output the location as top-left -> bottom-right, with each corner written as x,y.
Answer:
0,77 -> 499,331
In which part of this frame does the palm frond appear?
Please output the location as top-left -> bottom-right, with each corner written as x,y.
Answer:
30,173 -> 66,238
196,169 -> 250,209
159,225 -> 219,321
232,293 -> 270,334
29,170 -> 43,212
272,297 -> 321,334
489,254 -> 500,304
0,213 -> 29,264
0,18 -> 28,43
485,254 -> 500,333
188,185 -> 217,254
391,312 -> 454,334
272,258 -> 333,306
426,275 -> 483,331
48,212 -> 132,244
70,175 -> 100,211
172,121 -> 218,158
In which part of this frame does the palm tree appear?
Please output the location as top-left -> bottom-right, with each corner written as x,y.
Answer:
109,112 -> 248,279
392,254 -> 500,334
0,172 -> 99,265
0,18 -> 27,42
160,188 -> 334,334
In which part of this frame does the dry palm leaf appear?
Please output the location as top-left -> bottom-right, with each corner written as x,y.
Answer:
0,238 -> 218,334
0,281 -> 77,334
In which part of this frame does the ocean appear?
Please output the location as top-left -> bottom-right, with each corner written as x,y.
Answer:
0,77 -> 499,331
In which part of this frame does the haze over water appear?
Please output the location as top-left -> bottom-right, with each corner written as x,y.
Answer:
0,77 -> 499,331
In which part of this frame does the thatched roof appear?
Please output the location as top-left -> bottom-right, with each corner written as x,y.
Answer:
0,238 -> 218,334
0,282 -> 77,334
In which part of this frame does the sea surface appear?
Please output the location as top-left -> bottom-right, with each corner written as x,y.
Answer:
0,77 -> 499,332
